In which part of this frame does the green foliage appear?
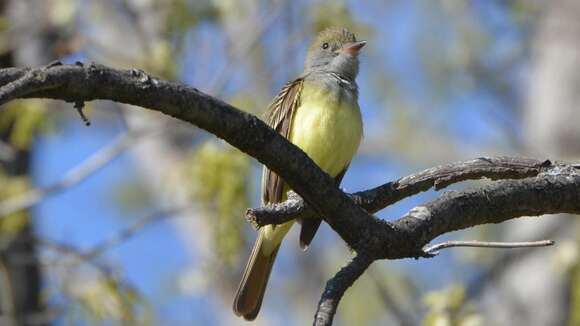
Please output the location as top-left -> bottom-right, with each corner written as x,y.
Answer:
165,0 -> 217,35
555,240 -> 580,326
229,92 -> 263,116
505,0 -> 542,26
182,141 -> 251,266
570,264 -> 580,326
339,274 -> 384,325
0,100 -> 49,150
50,0 -> 77,27
423,285 -> 483,326
0,15 -> 8,32
154,0 -> 219,80
144,39 -> 178,81
0,168 -> 30,238
0,15 -> 9,55
309,2 -> 369,37
109,179 -> 155,215
68,276 -> 152,326
418,2 -> 490,99
339,267 -> 418,325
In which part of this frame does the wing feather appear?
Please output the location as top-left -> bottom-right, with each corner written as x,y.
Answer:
261,78 -> 304,205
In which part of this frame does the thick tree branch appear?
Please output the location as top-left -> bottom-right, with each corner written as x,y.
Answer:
2,64 -> 580,325
247,156 -> 551,226
391,169 -> 580,259
0,63 -> 382,252
248,158 -> 579,260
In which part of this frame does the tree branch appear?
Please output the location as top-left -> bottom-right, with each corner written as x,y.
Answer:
247,156 -> 551,227
314,253 -> 373,326
0,63 -> 380,251
392,168 -> 580,259
2,63 -> 580,325
423,240 -> 554,256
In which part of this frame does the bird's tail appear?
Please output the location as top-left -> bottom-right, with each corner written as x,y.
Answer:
233,231 -> 280,321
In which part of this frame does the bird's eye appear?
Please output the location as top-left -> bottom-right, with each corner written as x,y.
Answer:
322,42 -> 329,50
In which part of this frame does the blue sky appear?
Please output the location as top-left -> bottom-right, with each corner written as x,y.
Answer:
25,1 -> 531,324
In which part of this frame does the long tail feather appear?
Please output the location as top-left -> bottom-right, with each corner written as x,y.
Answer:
233,232 -> 280,320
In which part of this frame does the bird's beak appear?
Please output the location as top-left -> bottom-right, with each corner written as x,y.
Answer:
339,40 -> 367,55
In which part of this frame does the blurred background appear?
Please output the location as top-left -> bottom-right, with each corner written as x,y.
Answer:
0,0 -> 578,325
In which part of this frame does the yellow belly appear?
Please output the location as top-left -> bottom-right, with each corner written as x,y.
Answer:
288,91 -> 363,177
261,84 -> 363,254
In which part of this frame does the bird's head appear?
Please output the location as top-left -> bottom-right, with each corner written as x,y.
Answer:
305,27 -> 366,81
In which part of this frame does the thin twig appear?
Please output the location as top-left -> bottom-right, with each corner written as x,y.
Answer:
37,238 -> 114,276
0,128 -> 153,217
423,240 -> 555,256
466,221 -> 568,299
35,205 -> 193,281
82,205 -> 192,260
39,236 -> 142,322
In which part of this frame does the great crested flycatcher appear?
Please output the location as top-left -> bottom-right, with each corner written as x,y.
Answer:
233,27 -> 365,320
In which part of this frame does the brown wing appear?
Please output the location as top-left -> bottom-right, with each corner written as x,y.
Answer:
234,78 -> 304,320
261,78 -> 304,205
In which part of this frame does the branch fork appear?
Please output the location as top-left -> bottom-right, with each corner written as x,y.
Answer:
1,64 -> 579,325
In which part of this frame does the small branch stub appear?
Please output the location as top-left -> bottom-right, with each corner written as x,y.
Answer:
73,101 -> 90,126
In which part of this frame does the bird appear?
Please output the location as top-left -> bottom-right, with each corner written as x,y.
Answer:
233,27 -> 365,321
